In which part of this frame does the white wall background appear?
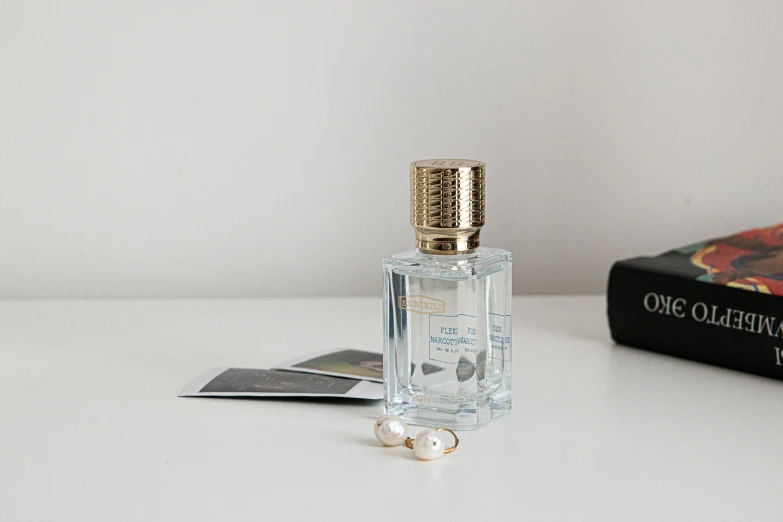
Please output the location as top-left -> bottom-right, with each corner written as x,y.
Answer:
1,0 -> 782,298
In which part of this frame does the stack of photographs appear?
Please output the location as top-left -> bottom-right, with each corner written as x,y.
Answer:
179,349 -> 383,400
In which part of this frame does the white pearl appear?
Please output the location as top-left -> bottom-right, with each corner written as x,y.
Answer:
412,429 -> 446,460
374,415 -> 408,446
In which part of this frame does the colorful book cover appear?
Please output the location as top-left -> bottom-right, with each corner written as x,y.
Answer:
607,222 -> 783,381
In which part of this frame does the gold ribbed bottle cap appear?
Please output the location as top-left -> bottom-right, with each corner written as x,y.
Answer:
410,159 -> 485,254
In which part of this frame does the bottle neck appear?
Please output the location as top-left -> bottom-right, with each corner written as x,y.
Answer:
414,227 -> 481,255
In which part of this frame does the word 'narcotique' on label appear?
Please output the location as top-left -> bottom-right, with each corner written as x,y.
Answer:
642,292 -> 783,338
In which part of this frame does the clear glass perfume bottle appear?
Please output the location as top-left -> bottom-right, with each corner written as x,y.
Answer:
383,159 -> 512,430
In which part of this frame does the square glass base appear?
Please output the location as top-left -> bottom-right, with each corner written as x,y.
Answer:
384,388 -> 512,431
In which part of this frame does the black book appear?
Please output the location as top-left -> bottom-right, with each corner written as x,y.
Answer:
607,222 -> 783,381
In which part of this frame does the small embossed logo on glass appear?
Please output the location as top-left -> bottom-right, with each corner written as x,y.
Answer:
398,295 -> 446,314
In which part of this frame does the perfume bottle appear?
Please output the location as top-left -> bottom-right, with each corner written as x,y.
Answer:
383,159 -> 512,430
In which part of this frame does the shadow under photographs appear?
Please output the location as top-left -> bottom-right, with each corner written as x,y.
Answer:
181,395 -> 382,406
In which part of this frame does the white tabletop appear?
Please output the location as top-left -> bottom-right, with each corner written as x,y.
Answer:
1,296 -> 781,521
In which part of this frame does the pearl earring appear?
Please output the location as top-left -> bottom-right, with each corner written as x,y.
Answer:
374,416 -> 460,460
404,428 -> 459,461
373,415 -> 409,446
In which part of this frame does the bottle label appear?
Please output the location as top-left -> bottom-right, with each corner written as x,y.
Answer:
428,314 -> 478,364
489,313 -> 512,363
426,313 -> 512,364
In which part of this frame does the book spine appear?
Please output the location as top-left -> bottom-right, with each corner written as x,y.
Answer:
607,261 -> 783,381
